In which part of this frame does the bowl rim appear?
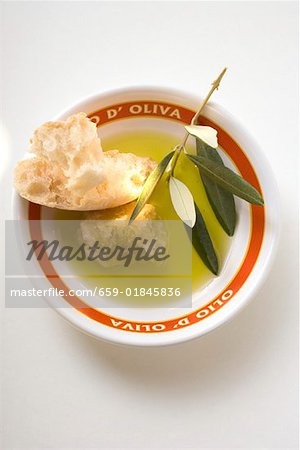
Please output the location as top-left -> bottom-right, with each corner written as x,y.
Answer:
12,84 -> 281,346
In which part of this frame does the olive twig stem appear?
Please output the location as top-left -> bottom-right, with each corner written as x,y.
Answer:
167,67 -> 227,178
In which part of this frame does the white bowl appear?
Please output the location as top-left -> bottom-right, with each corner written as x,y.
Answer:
12,86 -> 280,346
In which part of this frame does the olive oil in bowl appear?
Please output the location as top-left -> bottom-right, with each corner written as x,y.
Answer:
56,128 -> 231,300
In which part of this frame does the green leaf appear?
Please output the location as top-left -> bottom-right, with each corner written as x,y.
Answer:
129,151 -> 174,223
196,139 -> 236,236
187,154 -> 264,206
169,176 -> 196,227
191,202 -> 219,275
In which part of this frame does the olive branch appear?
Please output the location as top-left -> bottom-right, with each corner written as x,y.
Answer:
129,68 -> 264,275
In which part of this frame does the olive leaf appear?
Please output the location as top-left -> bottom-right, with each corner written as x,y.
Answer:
187,154 -> 264,206
169,176 -> 196,227
196,139 -> 236,236
129,151 -> 174,223
185,125 -> 218,148
190,202 -> 219,275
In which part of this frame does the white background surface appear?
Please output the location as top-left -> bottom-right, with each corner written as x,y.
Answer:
1,1 -> 298,449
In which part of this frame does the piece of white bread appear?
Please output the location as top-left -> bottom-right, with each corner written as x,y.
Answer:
80,202 -> 167,268
14,113 -> 156,210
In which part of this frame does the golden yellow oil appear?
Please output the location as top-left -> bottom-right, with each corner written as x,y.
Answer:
55,129 -> 231,303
